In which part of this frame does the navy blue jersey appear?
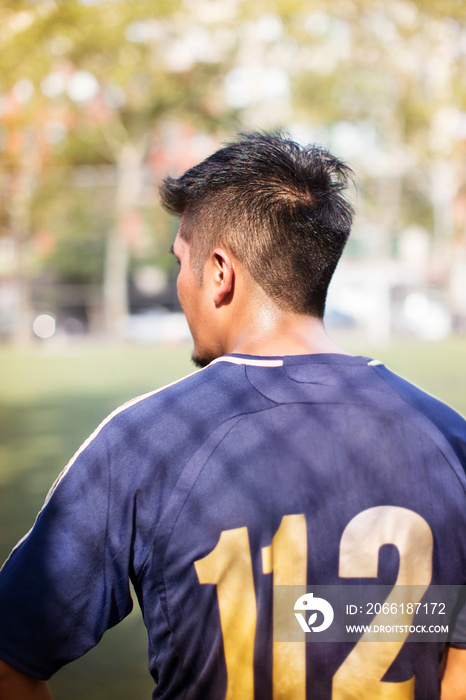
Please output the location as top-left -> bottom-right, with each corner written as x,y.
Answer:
1,353 -> 466,699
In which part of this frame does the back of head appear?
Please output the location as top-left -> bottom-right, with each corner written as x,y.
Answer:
160,131 -> 354,318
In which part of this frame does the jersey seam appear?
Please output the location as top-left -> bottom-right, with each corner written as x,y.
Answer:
136,365 -> 275,578
157,410 -> 268,681
136,405 -> 280,631
134,414 -> 247,686
243,364 -> 282,405
369,365 -> 466,496
138,407 -> 275,578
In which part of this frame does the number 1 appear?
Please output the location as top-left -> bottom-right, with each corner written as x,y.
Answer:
262,514 -> 307,700
195,527 -> 256,700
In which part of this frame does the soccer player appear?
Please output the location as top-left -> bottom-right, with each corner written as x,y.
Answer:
0,132 -> 466,699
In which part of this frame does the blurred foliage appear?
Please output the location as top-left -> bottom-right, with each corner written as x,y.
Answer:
0,0 -> 465,337
31,181 -> 108,283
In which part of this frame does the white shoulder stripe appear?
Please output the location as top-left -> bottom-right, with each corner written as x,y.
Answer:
3,365 -> 205,563
368,359 -> 384,366
210,356 -> 283,367
45,365 -> 207,503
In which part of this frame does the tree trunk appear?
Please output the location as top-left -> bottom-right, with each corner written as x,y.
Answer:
103,141 -> 145,338
9,131 -> 38,345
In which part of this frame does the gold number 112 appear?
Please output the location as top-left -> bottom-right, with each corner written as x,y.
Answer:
194,507 -> 433,699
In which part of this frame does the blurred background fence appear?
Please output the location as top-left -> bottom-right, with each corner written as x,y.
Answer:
0,0 -> 466,346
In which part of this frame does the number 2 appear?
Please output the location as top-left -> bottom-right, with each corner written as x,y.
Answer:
333,506 -> 433,699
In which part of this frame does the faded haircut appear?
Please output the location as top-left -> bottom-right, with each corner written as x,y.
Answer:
159,131 -> 354,318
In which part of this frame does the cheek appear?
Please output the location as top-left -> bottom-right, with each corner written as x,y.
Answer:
176,271 -> 195,321
176,271 -> 186,307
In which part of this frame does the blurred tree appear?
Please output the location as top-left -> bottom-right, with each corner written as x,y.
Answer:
0,0 -> 240,337
284,0 -> 466,278
1,0 -> 465,341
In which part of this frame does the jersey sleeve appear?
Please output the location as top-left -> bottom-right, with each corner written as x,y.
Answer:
0,417 -> 135,680
372,363 -> 466,469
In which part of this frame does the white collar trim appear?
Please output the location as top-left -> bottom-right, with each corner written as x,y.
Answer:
210,356 -> 284,367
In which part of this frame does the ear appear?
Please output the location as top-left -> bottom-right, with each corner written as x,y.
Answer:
210,248 -> 235,307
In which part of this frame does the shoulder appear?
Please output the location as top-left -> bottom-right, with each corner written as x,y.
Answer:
109,358 -> 253,429
370,362 -> 466,467
370,362 -> 465,427
53,359 -> 267,487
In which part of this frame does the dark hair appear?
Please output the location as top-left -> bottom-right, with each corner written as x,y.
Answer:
160,131 -> 354,317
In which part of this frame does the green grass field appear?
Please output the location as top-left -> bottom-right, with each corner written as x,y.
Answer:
0,342 -> 194,700
0,337 -> 465,699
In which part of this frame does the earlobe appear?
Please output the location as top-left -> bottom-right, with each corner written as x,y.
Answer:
212,248 -> 235,307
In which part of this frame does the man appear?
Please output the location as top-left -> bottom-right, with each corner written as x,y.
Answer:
0,132 -> 465,699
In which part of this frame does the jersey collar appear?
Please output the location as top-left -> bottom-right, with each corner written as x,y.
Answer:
210,353 -> 376,368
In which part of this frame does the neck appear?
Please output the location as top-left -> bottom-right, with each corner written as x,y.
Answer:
226,298 -> 351,358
